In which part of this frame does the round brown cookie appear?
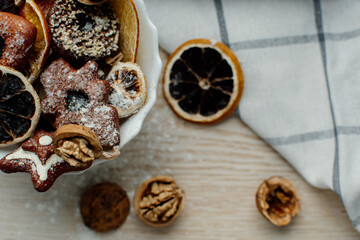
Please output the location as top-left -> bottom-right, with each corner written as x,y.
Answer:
0,12 -> 37,70
80,182 -> 130,232
48,0 -> 119,65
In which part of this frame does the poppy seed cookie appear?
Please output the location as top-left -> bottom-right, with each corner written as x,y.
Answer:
48,0 -> 119,64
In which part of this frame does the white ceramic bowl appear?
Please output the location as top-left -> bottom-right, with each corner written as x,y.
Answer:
119,0 -> 161,149
0,0 -> 162,165
95,0 -> 162,165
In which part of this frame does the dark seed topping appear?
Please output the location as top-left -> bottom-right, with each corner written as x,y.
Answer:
75,12 -> 94,32
49,0 -> 119,61
65,90 -> 90,111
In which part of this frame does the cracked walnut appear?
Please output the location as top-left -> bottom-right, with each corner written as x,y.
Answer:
134,175 -> 185,227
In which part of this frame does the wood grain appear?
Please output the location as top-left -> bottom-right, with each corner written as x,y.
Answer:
0,49 -> 358,239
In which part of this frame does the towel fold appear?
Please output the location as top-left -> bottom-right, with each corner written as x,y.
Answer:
144,0 -> 360,231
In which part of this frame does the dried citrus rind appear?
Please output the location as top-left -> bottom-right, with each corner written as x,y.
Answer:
20,0 -> 51,83
0,65 -> 41,147
163,39 -> 244,124
107,0 -> 139,63
106,62 -> 147,118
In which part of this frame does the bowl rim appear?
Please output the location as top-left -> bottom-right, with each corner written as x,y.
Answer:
0,0 -> 162,169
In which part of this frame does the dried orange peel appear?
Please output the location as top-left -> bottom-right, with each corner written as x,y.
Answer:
19,0 -> 50,83
163,39 -> 244,124
108,0 -> 139,63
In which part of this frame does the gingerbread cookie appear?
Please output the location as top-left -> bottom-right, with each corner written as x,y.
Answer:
0,12 -> 37,70
80,182 -> 130,232
0,130 -> 92,192
40,59 -> 120,150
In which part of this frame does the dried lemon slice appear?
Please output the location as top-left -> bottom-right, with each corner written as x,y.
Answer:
0,65 -> 40,146
106,62 -> 147,118
108,0 -> 139,63
20,0 -> 50,83
163,39 -> 244,124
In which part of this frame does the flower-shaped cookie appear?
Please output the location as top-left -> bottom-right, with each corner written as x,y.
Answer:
40,59 -> 120,149
0,130 -> 92,192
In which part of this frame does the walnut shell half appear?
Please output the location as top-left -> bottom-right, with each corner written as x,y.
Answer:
134,175 -> 185,227
53,124 -> 103,166
256,176 -> 300,226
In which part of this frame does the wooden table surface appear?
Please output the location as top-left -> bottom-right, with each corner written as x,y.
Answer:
0,49 -> 358,240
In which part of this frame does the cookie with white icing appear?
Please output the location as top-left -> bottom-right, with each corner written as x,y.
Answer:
0,130 -> 92,192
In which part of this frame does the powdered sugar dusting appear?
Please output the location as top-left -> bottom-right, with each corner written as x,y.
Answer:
0,93 -> 188,239
106,62 -> 147,118
0,12 -> 37,69
49,0 -> 119,60
40,59 -> 120,148
109,84 -> 136,110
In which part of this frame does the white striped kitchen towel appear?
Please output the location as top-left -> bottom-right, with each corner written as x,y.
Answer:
144,0 -> 360,232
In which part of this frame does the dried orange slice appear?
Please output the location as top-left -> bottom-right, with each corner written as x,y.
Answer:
106,62 -> 147,118
34,0 -> 56,19
0,65 -> 41,146
19,0 -> 50,83
108,0 -> 139,63
163,39 -> 244,124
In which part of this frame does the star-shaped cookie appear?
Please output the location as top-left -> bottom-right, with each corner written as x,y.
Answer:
40,59 -> 120,149
0,130 -> 92,192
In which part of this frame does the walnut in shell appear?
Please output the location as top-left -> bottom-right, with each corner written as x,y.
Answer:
256,176 -> 300,226
53,124 -> 103,167
134,175 -> 185,227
